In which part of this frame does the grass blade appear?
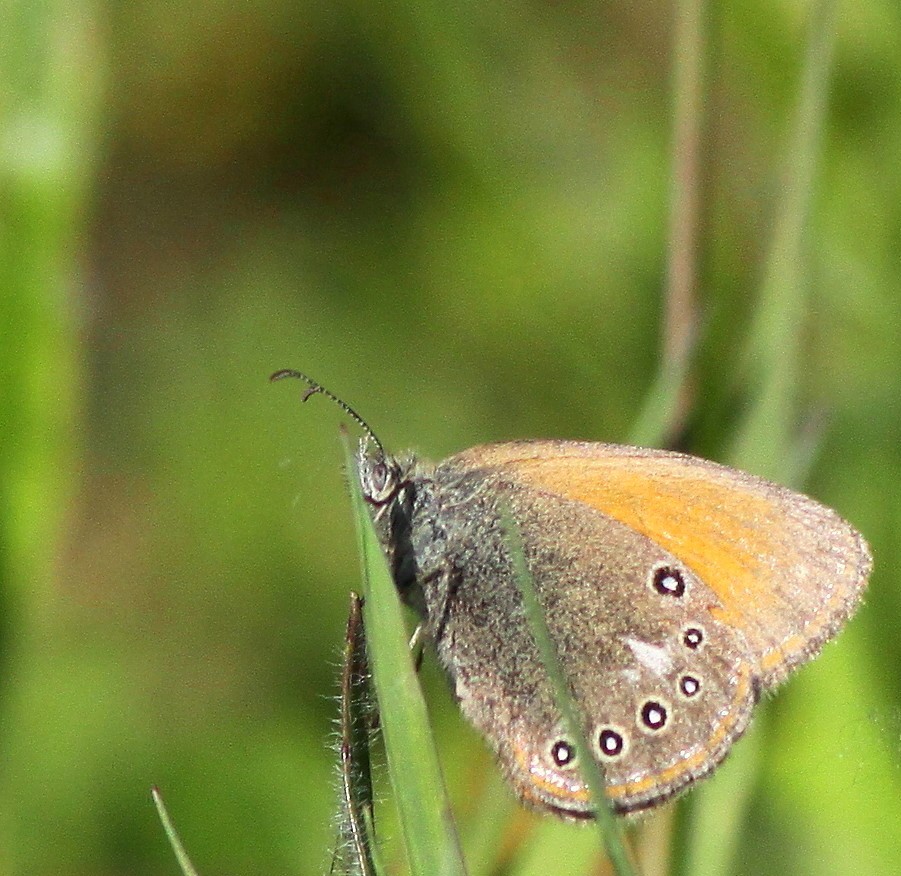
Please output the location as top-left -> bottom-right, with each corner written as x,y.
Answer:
628,346 -> 694,449
151,787 -> 201,876
501,510 -> 639,876
730,0 -> 838,480
342,434 -> 468,876
680,4 -> 839,876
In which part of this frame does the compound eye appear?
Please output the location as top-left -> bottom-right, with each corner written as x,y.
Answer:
371,461 -> 388,494
362,456 -> 397,504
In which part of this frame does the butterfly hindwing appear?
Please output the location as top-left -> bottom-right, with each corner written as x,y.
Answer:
415,465 -> 757,814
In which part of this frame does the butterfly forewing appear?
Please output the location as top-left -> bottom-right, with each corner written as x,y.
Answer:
448,441 -> 871,688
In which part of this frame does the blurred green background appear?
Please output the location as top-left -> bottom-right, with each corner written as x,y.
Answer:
2,1 -> 899,874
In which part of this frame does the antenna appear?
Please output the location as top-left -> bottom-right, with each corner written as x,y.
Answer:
270,369 -> 385,455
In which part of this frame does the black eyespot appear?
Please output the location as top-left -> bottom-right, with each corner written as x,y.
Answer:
679,675 -> 701,698
640,700 -> 668,731
598,728 -> 626,758
652,565 -> 686,597
683,627 -> 704,649
550,739 -> 575,767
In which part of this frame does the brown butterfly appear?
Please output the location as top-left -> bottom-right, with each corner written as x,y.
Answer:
275,370 -> 871,816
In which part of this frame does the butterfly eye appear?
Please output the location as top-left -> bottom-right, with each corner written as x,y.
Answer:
371,461 -> 389,493
550,739 -> 576,768
363,458 -> 396,503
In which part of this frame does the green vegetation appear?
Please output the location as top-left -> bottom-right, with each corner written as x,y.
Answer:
2,1 -> 899,874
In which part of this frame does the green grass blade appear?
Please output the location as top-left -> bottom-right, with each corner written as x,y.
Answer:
0,2 -> 100,862
630,0 -> 707,452
730,0 -> 838,480
664,0 -> 704,376
458,771 -> 518,876
628,348 -> 694,449
342,435 -> 468,876
331,592 -> 383,876
672,721 -> 763,876
151,788 -> 202,876
501,510 -> 639,876
681,3 -> 838,875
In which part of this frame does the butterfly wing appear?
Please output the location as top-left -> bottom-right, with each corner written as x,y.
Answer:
417,465 -> 758,814
445,440 -> 871,688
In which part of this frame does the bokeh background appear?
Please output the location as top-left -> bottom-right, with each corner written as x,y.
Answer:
2,1 -> 900,875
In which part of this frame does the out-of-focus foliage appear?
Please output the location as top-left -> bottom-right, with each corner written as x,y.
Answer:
1,1 -> 899,874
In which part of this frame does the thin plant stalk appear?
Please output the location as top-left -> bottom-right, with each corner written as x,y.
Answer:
151,788 -> 202,876
680,3 -> 838,876
502,510 -> 639,876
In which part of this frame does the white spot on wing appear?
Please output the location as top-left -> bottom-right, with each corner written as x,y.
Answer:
625,638 -> 674,678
